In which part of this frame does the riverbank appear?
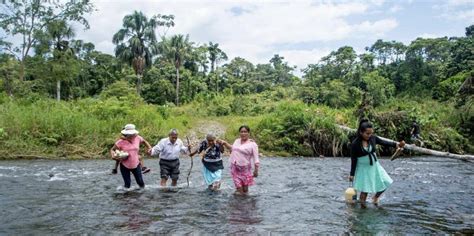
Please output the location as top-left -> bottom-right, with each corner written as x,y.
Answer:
0,92 -> 472,160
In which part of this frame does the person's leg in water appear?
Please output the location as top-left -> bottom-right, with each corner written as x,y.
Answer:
131,164 -> 145,188
159,160 -> 170,186
120,163 -> 132,188
235,187 -> 246,195
170,161 -> 180,187
242,185 -> 249,194
160,177 -> 168,187
171,178 -> 178,186
372,190 -> 385,205
211,181 -> 221,191
359,192 -> 368,208
112,160 -> 119,174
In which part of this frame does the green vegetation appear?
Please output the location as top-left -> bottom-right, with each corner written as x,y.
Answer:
0,2 -> 472,158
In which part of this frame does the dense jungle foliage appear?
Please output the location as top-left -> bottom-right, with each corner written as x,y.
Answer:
0,1 -> 472,158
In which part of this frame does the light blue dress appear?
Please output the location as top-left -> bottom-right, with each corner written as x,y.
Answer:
353,145 -> 393,193
202,168 -> 222,186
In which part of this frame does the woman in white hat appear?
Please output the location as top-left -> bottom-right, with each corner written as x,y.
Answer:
110,124 -> 152,189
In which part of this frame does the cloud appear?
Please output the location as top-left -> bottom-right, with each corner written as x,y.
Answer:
71,0 -> 401,72
432,0 -> 474,21
389,5 -> 403,13
277,48 -> 333,74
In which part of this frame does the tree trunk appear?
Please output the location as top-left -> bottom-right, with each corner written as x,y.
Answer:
175,67 -> 180,106
337,125 -> 474,162
56,80 -> 61,101
19,62 -> 25,81
137,73 -> 142,95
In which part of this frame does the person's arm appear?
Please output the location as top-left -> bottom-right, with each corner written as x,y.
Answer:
375,135 -> 405,149
349,143 -> 357,181
252,143 -> 260,177
141,137 -> 153,156
217,139 -> 233,152
150,140 -> 163,157
219,143 -> 224,153
189,150 -> 197,156
179,139 -> 191,154
189,142 -> 203,157
375,135 -> 397,148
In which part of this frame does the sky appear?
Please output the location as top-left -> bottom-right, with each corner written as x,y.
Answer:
5,0 -> 474,75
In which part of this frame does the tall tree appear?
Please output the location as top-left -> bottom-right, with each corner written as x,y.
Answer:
0,0 -> 94,81
207,42 -> 227,72
160,34 -> 193,106
112,11 -> 174,94
269,54 -> 296,86
44,20 -> 76,101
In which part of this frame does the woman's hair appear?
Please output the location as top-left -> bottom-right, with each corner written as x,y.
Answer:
239,125 -> 250,133
357,118 -> 373,138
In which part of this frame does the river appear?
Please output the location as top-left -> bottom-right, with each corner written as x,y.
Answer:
0,157 -> 472,234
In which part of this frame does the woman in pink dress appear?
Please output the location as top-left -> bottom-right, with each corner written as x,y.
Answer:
219,125 -> 260,195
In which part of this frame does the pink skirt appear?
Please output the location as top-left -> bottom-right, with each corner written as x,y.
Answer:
230,163 -> 254,188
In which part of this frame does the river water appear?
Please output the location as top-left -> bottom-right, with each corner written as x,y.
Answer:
0,157 -> 472,234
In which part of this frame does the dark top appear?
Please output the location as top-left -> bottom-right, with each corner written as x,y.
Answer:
198,140 -> 224,172
350,135 -> 397,176
412,122 -> 420,135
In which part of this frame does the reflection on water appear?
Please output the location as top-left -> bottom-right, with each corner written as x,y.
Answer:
0,157 -> 472,234
228,195 -> 261,225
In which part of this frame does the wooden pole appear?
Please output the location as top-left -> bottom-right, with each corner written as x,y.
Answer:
337,125 -> 474,162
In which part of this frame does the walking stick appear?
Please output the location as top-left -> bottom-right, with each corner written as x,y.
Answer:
390,147 -> 404,161
186,136 -> 192,187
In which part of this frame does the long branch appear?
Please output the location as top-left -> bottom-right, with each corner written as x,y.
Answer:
337,125 -> 474,162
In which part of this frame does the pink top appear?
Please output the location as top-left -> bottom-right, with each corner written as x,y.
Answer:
115,135 -> 144,169
229,138 -> 260,167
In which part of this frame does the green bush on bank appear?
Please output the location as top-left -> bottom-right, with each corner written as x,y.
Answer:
0,86 -> 471,158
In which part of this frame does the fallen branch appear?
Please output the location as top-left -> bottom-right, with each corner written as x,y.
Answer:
337,125 -> 474,162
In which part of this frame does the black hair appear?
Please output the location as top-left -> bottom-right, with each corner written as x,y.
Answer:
239,125 -> 250,133
357,118 -> 373,138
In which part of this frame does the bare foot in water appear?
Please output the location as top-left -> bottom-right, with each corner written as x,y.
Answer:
372,196 -> 379,205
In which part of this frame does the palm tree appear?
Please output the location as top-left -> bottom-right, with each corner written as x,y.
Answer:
207,42 -> 228,72
43,20 -> 75,101
160,34 -> 193,106
112,11 -> 174,94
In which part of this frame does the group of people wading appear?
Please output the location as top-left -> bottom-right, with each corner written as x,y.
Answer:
111,119 -> 406,204
110,124 -> 259,195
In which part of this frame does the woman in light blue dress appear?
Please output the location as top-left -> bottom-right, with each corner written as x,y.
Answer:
189,133 -> 224,190
349,119 -> 405,205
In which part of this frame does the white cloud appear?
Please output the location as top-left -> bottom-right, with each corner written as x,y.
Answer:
433,0 -> 474,21
447,0 -> 474,6
278,48 -> 332,76
62,0 -> 401,72
354,18 -> 398,37
389,5 -> 403,13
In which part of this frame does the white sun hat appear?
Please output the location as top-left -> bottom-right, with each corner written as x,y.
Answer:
121,124 -> 139,135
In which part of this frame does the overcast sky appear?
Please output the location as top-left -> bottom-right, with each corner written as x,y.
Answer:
9,0 -> 474,74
